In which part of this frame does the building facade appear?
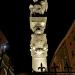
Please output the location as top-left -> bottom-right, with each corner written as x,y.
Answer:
0,31 -> 14,75
50,21 -> 75,75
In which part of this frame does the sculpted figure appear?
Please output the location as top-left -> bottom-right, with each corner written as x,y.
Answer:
30,34 -> 48,57
29,0 -> 48,15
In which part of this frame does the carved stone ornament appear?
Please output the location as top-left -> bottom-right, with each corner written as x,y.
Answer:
29,0 -> 48,72
30,34 -> 48,57
29,0 -> 48,15
30,17 -> 47,34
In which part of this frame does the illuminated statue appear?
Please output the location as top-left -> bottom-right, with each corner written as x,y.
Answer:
30,17 -> 48,72
29,0 -> 48,15
29,0 -> 48,72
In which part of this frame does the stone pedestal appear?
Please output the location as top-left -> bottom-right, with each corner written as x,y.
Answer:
32,58 -> 47,72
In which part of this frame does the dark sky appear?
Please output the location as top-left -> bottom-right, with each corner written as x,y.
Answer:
0,0 -> 75,73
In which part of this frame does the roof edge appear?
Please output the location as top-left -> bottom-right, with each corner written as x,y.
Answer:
50,20 -> 75,65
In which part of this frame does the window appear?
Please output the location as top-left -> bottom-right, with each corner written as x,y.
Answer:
71,50 -> 75,57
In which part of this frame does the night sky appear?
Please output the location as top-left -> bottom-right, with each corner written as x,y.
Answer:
0,0 -> 75,73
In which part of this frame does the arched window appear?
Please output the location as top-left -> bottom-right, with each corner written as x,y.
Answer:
71,50 -> 75,57
63,58 -> 72,73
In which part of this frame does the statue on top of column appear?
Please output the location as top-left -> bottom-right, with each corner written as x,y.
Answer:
29,0 -> 48,15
